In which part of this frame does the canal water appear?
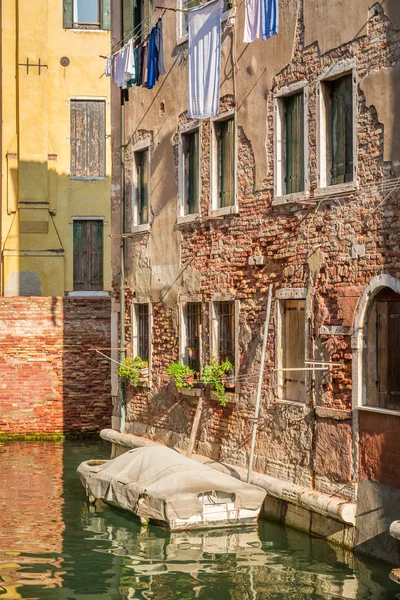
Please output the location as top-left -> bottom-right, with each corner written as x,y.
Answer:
1,440 -> 399,600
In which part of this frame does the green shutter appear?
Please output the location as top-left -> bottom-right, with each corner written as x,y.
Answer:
73,221 -> 88,290
123,0 -> 133,37
331,75 -> 353,185
88,221 -> 104,290
285,92 -> 304,195
101,0 -> 111,30
63,0 -> 73,28
188,131 -> 199,214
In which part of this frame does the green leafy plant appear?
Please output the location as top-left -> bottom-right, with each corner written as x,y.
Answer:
118,356 -> 148,387
166,362 -> 196,389
201,358 -> 234,407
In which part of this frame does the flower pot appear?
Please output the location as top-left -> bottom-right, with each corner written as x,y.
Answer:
140,367 -> 149,378
187,348 -> 198,360
225,369 -> 235,388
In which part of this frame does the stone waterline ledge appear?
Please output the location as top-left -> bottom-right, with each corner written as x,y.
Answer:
100,428 -> 357,543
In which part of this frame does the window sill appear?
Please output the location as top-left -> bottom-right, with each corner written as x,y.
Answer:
68,27 -> 109,33
177,7 -> 236,46
355,405 -> 400,418
208,204 -> 238,218
275,399 -> 306,409
273,190 -> 310,206
179,387 -> 202,398
69,176 -> 107,181
67,291 -> 110,297
130,223 -> 150,234
314,181 -> 358,198
176,213 -> 201,226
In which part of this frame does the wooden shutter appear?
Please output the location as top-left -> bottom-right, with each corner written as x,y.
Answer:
284,300 -> 305,402
63,0 -> 73,28
123,0 -> 133,37
188,131 -> 199,214
219,119 -> 235,208
101,0 -> 111,30
377,301 -> 400,409
70,100 -> 105,178
331,75 -> 353,185
285,93 -> 304,194
137,150 -> 149,225
73,221 -> 103,291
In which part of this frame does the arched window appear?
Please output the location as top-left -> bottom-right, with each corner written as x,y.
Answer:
365,288 -> 400,409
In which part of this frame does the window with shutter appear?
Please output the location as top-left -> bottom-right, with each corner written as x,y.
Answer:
283,300 -> 306,402
373,298 -> 400,410
185,303 -> 201,371
182,129 -> 199,215
132,303 -> 151,362
73,220 -> 103,291
285,92 -> 304,195
134,149 -> 150,225
217,301 -> 234,363
216,118 -> 235,208
70,100 -> 106,178
330,75 -> 353,186
63,0 -> 110,29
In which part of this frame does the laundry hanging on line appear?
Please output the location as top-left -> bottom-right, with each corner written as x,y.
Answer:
244,0 -> 278,43
188,0 -> 224,119
105,18 -> 165,91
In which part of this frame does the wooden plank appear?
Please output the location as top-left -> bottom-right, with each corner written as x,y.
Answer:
285,300 -> 305,402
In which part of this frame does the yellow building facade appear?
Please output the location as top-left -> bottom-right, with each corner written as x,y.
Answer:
1,0 -> 111,296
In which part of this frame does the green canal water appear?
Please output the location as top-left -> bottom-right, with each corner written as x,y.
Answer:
1,440 -> 399,600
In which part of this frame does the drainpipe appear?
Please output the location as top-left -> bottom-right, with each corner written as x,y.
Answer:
119,94 -> 126,433
0,0 -> 3,294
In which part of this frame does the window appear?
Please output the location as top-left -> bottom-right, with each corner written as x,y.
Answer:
179,127 -> 200,217
123,0 -> 152,40
211,301 -> 234,363
212,116 -> 236,211
73,220 -> 103,291
317,67 -> 356,190
185,303 -> 202,371
133,148 -> 150,226
274,84 -> 309,200
365,289 -> 400,410
282,300 -> 306,402
63,0 -> 110,29
70,100 -> 106,178
132,303 -> 151,362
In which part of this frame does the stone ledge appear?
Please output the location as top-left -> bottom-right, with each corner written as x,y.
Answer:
315,406 -> 352,420
100,428 -> 357,527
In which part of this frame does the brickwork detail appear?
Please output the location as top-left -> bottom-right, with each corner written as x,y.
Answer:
0,297 -> 111,435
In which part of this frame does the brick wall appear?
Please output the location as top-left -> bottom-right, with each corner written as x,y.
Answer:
0,297 -> 111,435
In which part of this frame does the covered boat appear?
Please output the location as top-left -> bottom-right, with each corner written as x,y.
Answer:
77,446 -> 266,531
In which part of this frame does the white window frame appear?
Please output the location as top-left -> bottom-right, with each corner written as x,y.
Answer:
315,59 -> 358,196
179,295 -> 203,367
273,81 -> 310,205
275,288 -> 309,405
210,109 -> 238,217
73,0 -> 100,28
131,300 -> 153,382
209,295 -> 240,391
131,139 -> 151,233
177,121 -> 201,223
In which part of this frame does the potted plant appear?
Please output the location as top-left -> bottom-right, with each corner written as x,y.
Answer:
201,358 -> 234,407
166,362 -> 196,390
118,356 -> 149,387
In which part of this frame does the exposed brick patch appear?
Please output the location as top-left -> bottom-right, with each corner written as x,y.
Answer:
0,297 -> 111,435
359,410 -> 400,488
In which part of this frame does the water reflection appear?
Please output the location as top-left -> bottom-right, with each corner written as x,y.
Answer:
0,440 -> 399,600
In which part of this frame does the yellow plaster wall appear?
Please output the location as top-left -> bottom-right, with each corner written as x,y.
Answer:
1,0 -> 111,296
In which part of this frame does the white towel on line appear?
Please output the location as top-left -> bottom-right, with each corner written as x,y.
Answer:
188,0 -> 224,119
243,0 -> 263,43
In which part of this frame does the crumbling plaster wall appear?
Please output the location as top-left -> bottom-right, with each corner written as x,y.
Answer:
117,1 -> 400,501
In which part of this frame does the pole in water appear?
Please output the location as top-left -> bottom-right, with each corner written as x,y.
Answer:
247,283 -> 273,483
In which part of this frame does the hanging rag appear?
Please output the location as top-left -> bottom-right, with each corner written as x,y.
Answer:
188,0 -> 224,119
142,40 -> 149,87
155,18 -> 166,80
136,44 -> 143,86
124,38 -> 136,86
147,27 -> 157,89
262,0 -> 278,40
105,54 -> 112,77
243,0 -> 263,43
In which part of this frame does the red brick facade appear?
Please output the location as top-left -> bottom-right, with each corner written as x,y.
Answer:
0,297 -> 111,436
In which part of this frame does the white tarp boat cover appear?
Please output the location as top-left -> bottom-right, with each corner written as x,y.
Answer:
78,446 -> 266,523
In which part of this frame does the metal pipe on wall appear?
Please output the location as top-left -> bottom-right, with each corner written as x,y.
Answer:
119,94 -> 126,433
